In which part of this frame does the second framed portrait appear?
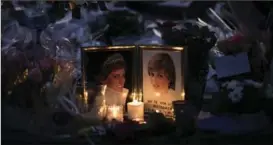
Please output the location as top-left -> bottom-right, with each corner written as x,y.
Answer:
139,46 -> 186,118
82,46 -> 137,107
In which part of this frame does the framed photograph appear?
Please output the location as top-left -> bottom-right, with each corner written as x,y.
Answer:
82,46 -> 137,108
139,45 -> 186,118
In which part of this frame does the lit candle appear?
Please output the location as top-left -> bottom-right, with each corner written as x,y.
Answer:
181,91 -> 185,101
81,90 -> 89,112
106,105 -> 123,122
127,100 -> 144,121
98,99 -> 107,119
101,85 -> 107,96
84,91 -> 88,105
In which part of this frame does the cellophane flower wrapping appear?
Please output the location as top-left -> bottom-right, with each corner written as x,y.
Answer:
201,2 -> 272,116
1,3 -> 108,136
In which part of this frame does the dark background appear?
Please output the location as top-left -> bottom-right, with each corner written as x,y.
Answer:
83,50 -> 134,92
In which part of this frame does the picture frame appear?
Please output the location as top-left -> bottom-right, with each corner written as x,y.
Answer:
138,45 -> 186,118
81,46 -> 138,109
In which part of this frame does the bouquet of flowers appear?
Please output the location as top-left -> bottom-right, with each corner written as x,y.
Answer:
194,2 -> 273,134
1,16 -> 82,136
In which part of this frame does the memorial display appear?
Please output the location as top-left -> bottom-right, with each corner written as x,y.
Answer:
81,45 -> 186,122
2,1 -> 272,145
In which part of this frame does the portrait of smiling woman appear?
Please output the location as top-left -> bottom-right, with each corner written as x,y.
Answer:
99,53 -> 129,106
142,48 -> 183,117
148,53 -> 176,97
83,48 -> 134,109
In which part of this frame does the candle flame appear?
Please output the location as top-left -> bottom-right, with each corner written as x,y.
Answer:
131,92 -> 143,102
138,93 -> 143,102
155,110 -> 160,113
132,99 -> 138,103
84,91 -> 88,104
181,92 -> 185,100
84,91 -> 88,97
141,121 -> 147,124
134,118 -> 145,123
98,105 -> 107,118
172,47 -> 184,51
155,92 -> 161,97
131,93 -> 137,101
101,85 -> 107,96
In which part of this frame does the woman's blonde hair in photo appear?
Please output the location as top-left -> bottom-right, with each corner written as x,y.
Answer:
148,53 -> 176,90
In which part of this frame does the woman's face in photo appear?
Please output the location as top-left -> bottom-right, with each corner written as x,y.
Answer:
105,68 -> 125,92
149,69 -> 169,94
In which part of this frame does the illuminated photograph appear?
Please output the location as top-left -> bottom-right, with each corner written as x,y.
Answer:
82,46 -> 136,107
141,46 -> 185,118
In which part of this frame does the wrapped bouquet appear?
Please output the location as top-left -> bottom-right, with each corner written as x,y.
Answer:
197,2 -> 272,134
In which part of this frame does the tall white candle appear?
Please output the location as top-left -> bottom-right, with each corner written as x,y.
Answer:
127,100 -> 144,121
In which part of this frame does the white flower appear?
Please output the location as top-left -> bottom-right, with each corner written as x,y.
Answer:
222,80 -> 244,103
228,86 -> 243,103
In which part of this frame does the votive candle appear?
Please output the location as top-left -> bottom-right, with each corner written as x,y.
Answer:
127,100 -> 144,121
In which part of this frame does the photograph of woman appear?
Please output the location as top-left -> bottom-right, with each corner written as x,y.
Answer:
143,50 -> 182,117
98,53 -> 129,106
83,49 -> 133,120
148,53 -> 177,100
